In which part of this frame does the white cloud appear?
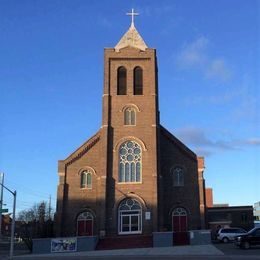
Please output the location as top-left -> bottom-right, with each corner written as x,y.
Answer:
175,127 -> 234,150
176,36 -> 232,82
138,5 -> 175,17
97,15 -> 112,28
237,138 -> 260,146
183,86 -> 247,106
206,59 -> 232,81
174,127 -> 260,157
177,36 -> 208,68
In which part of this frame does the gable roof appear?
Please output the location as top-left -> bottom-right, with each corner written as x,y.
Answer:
159,125 -> 197,161
63,130 -> 101,167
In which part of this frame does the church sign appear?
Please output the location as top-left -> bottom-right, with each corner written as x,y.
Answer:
51,237 -> 77,253
145,212 -> 151,220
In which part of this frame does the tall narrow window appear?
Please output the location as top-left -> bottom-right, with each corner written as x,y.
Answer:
119,141 -> 142,182
124,107 -> 136,125
134,66 -> 143,95
172,167 -> 184,186
80,170 -> 92,189
117,66 -> 127,95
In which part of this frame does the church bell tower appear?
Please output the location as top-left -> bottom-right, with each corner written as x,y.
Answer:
101,9 -> 160,234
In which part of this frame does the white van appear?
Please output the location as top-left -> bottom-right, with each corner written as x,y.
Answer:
217,228 -> 247,243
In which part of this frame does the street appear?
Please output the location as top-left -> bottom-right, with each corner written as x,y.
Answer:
0,242 -> 260,260
214,242 -> 260,256
10,255 -> 260,260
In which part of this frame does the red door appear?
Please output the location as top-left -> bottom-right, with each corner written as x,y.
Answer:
172,215 -> 187,232
77,219 -> 93,236
85,220 -> 93,236
172,209 -> 189,245
180,215 -> 187,232
173,216 -> 180,232
77,220 -> 85,236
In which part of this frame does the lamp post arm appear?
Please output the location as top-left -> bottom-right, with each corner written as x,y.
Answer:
0,183 -> 15,196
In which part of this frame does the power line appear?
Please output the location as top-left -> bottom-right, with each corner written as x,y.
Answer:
5,180 -> 52,197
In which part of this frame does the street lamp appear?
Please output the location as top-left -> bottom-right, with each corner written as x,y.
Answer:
0,176 -> 17,259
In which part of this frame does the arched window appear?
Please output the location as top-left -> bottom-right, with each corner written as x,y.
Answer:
172,207 -> 188,232
77,211 -> 94,236
118,198 -> 142,234
119,141 -> 141,183
124,107 -> 136,125
172,167 -> 184,186
134,66 -> 143,95
80,170 -> 92,189
117,66 -> 127,95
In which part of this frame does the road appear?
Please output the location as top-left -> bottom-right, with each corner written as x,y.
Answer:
214,242 -> 260,256
1,242 -> 260,260
10,256 -> 260,260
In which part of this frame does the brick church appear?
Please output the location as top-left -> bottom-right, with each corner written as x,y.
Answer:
55,11 -> 206,238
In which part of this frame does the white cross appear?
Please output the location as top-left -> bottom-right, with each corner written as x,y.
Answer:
126,8 -> 139,26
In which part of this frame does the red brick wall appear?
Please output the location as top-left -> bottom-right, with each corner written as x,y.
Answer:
55,46 -> 204,236
206,188 -> 213,208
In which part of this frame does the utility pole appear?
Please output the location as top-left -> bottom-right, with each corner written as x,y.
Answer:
48,195 -> 51,220
0,180 -> 17,259
10,190 -> 16,259
0,172 -> 4,239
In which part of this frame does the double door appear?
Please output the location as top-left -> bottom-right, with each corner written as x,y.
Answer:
119,211 -> 141,234
77,219 -> 93,236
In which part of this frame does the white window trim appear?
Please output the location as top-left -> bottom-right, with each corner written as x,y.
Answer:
118,199 -> 142,235
173,167 -> 184,187
124,107 -> 136,126
80,171 -> 92,189
117,182 -> 142,185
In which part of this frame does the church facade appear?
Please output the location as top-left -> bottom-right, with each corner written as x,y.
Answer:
55,18 -> 206,238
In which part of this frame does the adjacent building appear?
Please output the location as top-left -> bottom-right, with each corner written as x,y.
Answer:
207,206 -> 254,232
205,188 -> 254,233
254,202 -> 260,221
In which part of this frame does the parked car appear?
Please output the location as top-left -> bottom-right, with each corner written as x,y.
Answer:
217,227 -> 247,243
235,227 -> 260,249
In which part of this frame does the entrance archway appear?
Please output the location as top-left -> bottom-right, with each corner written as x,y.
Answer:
77,211 -> 93,236
118,198 -> 142,234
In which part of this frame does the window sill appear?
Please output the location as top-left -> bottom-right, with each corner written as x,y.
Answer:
117,182 -> 142,185
118,231 -> 142,235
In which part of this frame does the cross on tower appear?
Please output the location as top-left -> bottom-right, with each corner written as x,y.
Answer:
126,8 -> 139,27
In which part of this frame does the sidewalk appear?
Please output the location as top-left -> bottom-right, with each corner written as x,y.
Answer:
13,245 -> 224,258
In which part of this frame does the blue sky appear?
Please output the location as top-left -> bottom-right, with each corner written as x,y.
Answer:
0,0 -> 259,214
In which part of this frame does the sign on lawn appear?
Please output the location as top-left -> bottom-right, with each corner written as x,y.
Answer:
51,237 -> 77,253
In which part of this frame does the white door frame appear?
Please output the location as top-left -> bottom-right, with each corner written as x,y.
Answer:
118,211 -> 142,235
